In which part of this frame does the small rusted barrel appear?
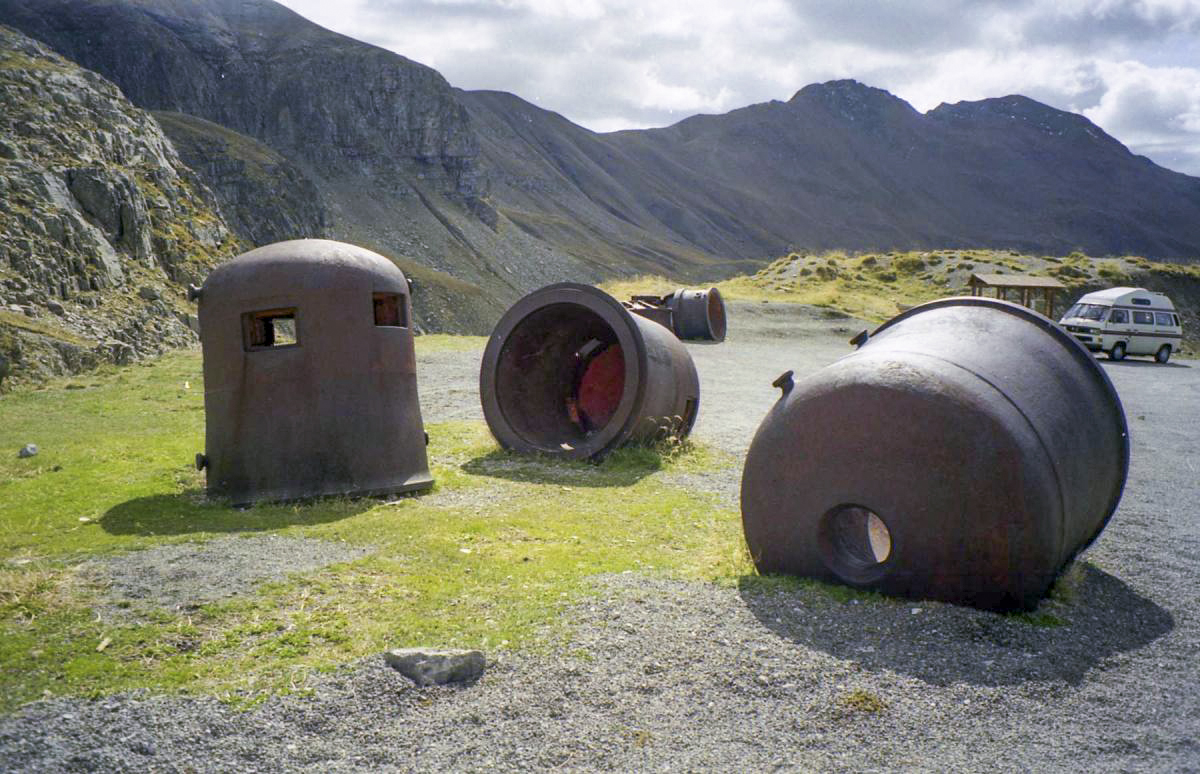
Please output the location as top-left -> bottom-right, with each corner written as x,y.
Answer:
480,283 -> 700,459
667,287 -> 726,342
740,297 -> 1129,611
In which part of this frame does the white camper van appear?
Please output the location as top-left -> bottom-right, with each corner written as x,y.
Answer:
1059,287 -> 1183,362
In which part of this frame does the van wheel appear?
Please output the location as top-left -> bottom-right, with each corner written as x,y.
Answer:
1155,344 -> 1171,364
1109,342 -> 1126,361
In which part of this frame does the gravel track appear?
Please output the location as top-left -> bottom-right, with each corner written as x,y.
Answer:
2,301 -> 1198,772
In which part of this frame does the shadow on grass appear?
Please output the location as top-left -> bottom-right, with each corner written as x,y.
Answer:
100,490 -> 381,536
461,445 -> 668,488
736,562 -> 1172,687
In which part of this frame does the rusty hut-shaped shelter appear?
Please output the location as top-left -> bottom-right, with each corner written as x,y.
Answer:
195,239 -> 433,504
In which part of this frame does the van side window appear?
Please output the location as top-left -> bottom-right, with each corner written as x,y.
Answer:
1133,310 -> 1154,325
1131,298 -> 1151,306
1109,309 -> 1128,324
1154,312 -> 1174,326
1174,314 -> 1181,327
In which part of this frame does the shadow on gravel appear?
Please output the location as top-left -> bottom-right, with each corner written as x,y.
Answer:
737,562 -> 1173,687
101,492 -> 380,536
1098,359 -> 1191,369
461,448 -> 663,488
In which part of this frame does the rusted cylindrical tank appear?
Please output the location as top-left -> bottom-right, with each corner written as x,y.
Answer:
740,297 -> 1129,611
667,287 -> 726,342
480,283 -> 700,459
197,239 -> 433,505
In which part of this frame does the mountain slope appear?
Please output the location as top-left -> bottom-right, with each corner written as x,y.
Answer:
596,80 -> 1200,258
151,111 -> 327,248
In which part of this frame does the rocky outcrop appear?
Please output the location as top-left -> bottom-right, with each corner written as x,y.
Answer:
0,25 -> 238,386
154,111 -> 326,247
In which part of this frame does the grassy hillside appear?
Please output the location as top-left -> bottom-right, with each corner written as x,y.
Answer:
0,342 -> 746,712
602,249 -> 1199,356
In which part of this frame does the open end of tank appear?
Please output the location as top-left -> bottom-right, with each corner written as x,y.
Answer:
819,504 -> 892,584
706,288 -> 727,341
494,302 -> 630,451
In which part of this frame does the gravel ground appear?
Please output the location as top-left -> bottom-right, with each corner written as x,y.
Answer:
77,535 -> 373,622
2,301 -> 1198,772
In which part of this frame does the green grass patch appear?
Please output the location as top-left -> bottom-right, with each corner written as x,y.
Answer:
414,333 -> 489,353
1007,611 -> 1065,628
840,689 -> 887,713
0,346 -> 748,711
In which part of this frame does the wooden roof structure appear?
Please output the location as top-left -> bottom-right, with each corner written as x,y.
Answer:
967,273 -> 1066,317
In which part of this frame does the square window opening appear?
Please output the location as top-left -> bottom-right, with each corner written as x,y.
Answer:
243,308 -> 299,350
373,293 -> 408,327
1133,310 -> 1154,325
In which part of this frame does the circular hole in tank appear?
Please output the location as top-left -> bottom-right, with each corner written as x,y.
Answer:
819,504 -> 892,583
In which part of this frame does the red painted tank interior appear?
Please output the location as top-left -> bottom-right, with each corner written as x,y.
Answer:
576,345 -> 625,431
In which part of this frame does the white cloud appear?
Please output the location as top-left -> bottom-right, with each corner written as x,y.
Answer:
276,0 -> 1200,175
1084,60 -> 1200,172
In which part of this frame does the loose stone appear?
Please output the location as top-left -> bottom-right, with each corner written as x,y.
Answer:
384,648 -> 485,686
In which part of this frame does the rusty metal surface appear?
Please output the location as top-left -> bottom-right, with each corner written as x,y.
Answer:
667,287 -> 726,342
197,239 -> 433,505
624,287 -> 727,342
480,283 -> 700,460
740,297 -> 1129,611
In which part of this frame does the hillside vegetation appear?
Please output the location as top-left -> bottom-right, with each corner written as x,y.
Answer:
603,249 -> 1200,356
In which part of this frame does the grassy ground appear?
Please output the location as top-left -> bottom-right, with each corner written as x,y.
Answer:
601,248 -> 1199,355
0,341 -> 748,712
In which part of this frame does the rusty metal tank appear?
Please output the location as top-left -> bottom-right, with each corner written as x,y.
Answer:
195,239 -> 433,504
740,297 -> 1129,611
480,283 -> 700,460
667,287 -> 726,342
624,287 -> 727,342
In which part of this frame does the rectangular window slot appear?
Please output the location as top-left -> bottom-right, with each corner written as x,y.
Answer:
373,293 -> 408,327
1132,310 -> 1154,325
243,308 -> 299,350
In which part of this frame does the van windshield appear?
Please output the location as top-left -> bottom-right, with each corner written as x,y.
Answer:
1064,303 -> 1108,321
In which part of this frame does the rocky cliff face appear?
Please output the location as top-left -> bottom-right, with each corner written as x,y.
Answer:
153,111 -> 326,247
0,25 -> 238,387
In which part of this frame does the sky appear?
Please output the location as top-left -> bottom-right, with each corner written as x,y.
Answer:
276,0 -> 1200,176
